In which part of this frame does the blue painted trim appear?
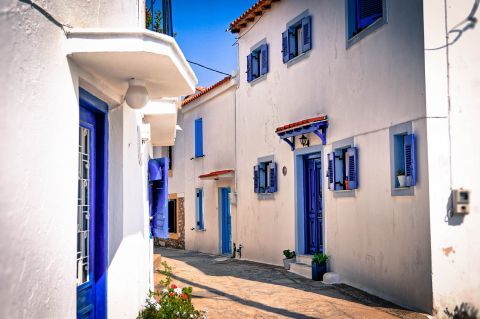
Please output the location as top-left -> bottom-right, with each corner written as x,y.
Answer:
293,145 -> 323,255
79,88 -> 108,319
278,121 -> 328,150
331,137 -> 356,197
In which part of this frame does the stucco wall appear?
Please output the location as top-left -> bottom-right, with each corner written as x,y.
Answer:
235,0 -> 432,312
423,0 -> 480,316
0,1 -> 152,318
180,84 -> 237,255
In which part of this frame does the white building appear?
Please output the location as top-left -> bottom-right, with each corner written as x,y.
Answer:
0,0 -> 196,318
170,0 -> 480,316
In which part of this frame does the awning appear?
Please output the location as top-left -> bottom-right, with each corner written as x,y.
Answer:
66,29 -> 197,100
275,116 -> 328,150
199,169 -> 235,180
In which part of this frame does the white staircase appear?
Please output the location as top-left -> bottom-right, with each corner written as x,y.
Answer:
289,255 -> 312,279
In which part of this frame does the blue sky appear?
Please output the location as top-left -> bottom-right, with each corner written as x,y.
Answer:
172,1 -> 258,87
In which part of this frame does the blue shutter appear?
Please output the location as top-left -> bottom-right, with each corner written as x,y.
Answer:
288,26 -> 296,60
259,162 -> 266,193
282,30 -> 289,63
356,0 -> 383,29
253,165 -> 260,193
196,189 -> 204,229
194,118 -> 203,157
302,16 -> 312,52
404,134 -> 416,187
247,53 -> 253,82
260,44 -> 269,75
327,153 -> 335,190
346,147 -> 358,190
266,162 -> 277,193
149,158 -> 169,239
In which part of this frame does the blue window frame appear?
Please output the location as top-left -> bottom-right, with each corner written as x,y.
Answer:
327,137 -> 358,195
194,118 -> 204,158
282,14 -> 312,63
247,43 -> 269,82
389,122 -> 416,196
346,0 -> 386,46
195,188 -> 204,230
253,156 -> 278,195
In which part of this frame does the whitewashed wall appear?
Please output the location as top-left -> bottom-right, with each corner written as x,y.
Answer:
235,0 -> 432,312
423,0 -> 480,315
180,82 -> 237,254
0,1 -> 152,318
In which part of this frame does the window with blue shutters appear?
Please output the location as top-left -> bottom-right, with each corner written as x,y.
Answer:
328,137 -> 358,195
195,188 -> 204,230
346,0 -> 386,46
253,156 -> 278,196
247,43 -> 269,83
282,14 -> 312,64
389,122 -> 416,196
194,118 -> 203,158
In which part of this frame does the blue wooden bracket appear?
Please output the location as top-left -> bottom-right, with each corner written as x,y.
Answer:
282,137 -> 295,151
313,128 -> 327,145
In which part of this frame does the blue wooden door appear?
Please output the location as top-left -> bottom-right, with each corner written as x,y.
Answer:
77,90 -> 108,319
220,188 -> 232,255
304,154 -> 323,254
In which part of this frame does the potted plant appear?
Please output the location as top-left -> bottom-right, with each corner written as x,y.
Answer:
311,253 -> 328,281
282,249 -> 296,270
397,169 -> 406,187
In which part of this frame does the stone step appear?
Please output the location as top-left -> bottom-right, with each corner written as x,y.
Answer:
296,254 -> 313,265
289,262 -> 312,279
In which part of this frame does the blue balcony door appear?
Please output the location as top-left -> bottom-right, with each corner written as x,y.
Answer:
304,154 -> 323,255
220,188 -> 232,255
77,90 -> 108,319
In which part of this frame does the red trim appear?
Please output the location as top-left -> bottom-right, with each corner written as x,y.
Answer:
182,76 -> 231,106
199,169 -> 235,179
275,116 -> 328,133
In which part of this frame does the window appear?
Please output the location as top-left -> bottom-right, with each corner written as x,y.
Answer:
195,188 -> 204,230
168,198 -> 177,233
327,140 -> 358,192
389,122 -> 416,196
253,157 -> 278,195
282,15 -> 312,63
194,118 -> 203,158
346,0 -> 386,45
247,43 -> 269,82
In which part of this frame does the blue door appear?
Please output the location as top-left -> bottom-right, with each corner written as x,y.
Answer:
220,188 -> 232,255
77,89 -> 108,319
304,154 -> 323,254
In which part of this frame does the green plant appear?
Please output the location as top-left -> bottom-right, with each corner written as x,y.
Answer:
156,260 -> 172,288
312,253 -> 329,265
396,169 -> 405,176
283,249 -> 296,259
137,285 -> 206,319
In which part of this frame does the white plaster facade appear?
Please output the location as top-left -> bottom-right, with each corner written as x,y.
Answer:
170,0 -> 480,316
0,1 -> 196,318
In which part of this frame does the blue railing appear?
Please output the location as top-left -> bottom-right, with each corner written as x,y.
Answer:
145,0 -> 173,36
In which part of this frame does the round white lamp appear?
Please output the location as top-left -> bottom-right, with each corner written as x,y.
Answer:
125,78 -> 149,109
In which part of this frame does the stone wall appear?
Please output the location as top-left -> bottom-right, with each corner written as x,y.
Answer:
155,197 -> 185,249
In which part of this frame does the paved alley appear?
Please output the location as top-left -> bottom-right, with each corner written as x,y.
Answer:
154,248 -> 428,319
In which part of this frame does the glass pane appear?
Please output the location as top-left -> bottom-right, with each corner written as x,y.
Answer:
77,127 -> 90,286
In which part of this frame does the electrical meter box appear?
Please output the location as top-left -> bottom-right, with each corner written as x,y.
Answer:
453,189 -> 470,214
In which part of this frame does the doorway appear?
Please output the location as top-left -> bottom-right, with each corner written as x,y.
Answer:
219,187 -> 232,255
304,154 -> 323,254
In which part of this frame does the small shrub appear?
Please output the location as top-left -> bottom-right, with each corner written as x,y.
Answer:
312,253 -> 329,265
283,249 -> 296,259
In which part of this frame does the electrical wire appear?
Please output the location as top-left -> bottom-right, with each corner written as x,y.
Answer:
18,0 -> 72,35
231,14 -> 264,46
186,60 -> 231,76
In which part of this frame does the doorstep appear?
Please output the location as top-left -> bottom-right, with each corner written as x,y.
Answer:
288,255 -> 312,279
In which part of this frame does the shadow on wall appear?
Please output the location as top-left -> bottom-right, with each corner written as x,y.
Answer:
444,303 -> 479,319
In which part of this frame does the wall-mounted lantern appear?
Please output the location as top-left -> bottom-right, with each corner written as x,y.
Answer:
299,134 -> 310,147
125,78 -> 149,109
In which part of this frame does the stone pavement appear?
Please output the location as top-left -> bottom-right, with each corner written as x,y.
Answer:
154,247 -> 428,319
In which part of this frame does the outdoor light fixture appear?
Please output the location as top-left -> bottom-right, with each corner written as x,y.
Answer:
125,78 -> 149,109
300,134 -> 310,147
